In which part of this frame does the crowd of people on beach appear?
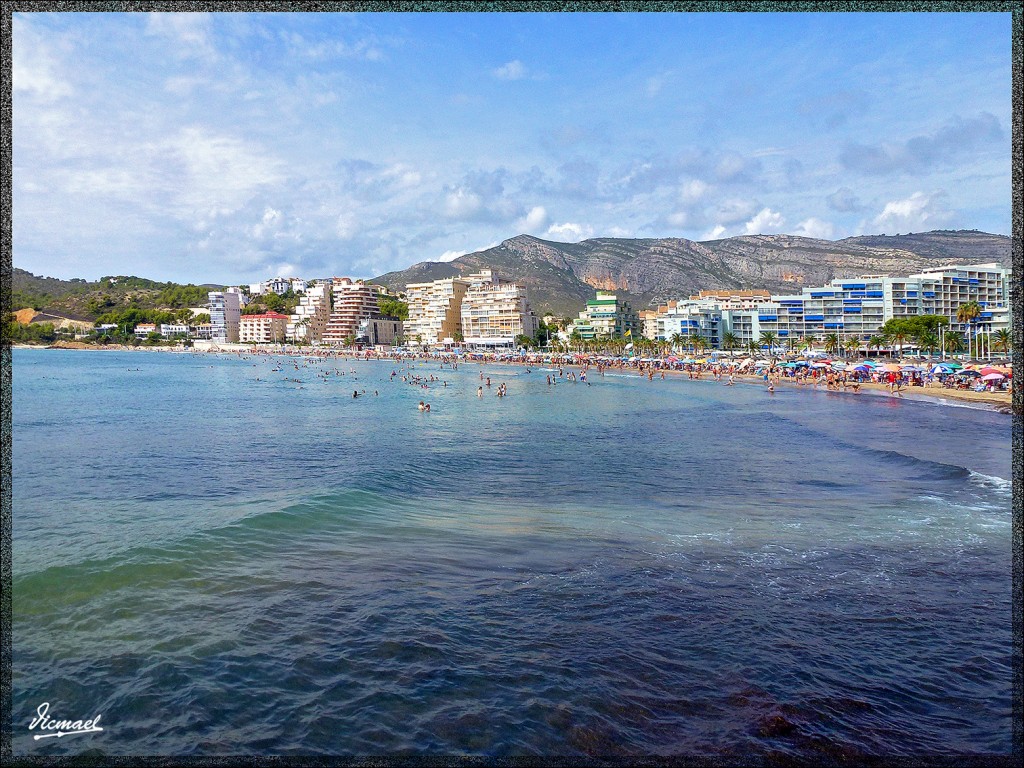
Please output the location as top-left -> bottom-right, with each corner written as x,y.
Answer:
186,344 -> 1012,413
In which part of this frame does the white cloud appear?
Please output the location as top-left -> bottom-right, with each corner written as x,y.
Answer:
871,191 -> 953,233
438,241 -> 499,262
715,198 -> 759,226
518,205 -> 548,232
13,18 -> 72,102
145,12 -> 215,58
645,72 -> 671,97
493,60 -> 527,80
335,211 -> 358,239
251,206 -> 283,238
793,217 -> 835,240
743,208 -> 785,235
382,164 -> 422,189
443,187 -> 484,219
604,226 -> 632,238
545,222 -> 594,242
164,76 -> 208,96
679,179 -> 709,204
700,225 -> 728,241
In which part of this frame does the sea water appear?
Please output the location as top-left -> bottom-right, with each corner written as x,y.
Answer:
10,348 -> 1013,757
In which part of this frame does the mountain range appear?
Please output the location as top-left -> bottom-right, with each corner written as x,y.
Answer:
372,229 -> 1011,318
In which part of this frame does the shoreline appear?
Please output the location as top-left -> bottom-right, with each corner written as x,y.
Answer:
12,342 -> 1013,414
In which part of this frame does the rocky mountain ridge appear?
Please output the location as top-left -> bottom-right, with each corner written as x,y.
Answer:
372,230 -> 1011,318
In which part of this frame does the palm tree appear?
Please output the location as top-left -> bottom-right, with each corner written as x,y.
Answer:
801,334 -> 818,353
845,336 -> 861,358
956,301 -> 982,358
823,333 -> 840,356
915,331 -> 939,359
721,331 -> 738,355
887,328 -> 909,358
746,339 -> 760,358
786,334 -> 799,354
868,334 -> 887,357
758,331 -> 777,356
670,332 -> 684,354
944,332 -> 966,356
993,328 -> 1011,360
692,335 -> 708,355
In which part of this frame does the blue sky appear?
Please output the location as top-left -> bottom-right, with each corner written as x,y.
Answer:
13,11 -> 1012,284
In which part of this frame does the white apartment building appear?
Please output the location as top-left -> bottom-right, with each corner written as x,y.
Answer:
638,310 -> 659,340
323,278 -> 387,345
655,300 -> 722,348
209,290 -> 241,343
697,261 -> 1013,351
688,289 -> 772,310
239,312 -> 290,344
287,282 -> 332,343
134,323 -> 159,338
404,275 -> 471,346
573,291 -> 640,340
460,271 -> 538,348
160,323 -> 190,338
249,277 -> 294,296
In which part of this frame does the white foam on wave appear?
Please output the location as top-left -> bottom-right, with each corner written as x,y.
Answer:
968,470 -> 1012,493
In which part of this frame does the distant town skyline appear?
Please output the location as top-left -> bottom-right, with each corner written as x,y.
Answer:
13,10 -> 1012,284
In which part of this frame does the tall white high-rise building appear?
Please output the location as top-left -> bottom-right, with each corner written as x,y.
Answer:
460,271 -> 538,348
322,278 -> 388,345
208,290 -> 240,343
404,276 -> 471,346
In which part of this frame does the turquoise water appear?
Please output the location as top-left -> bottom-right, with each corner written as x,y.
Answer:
11,348 -> 1013,757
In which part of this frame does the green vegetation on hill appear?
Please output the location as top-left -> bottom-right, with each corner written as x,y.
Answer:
378,296 -> 409,320
242,288 -> 300,315
13,268 -> 225,321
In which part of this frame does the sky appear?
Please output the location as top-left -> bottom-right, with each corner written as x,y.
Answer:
12,11 -> 1013,285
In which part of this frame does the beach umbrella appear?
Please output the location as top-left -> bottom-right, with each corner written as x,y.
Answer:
810,362 -> 829,368
979,367 -> 1001,376
980,372 -> 1005,381
959,369 -> 981,377
930,364 -> 952,374
943,362 -> 963,369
